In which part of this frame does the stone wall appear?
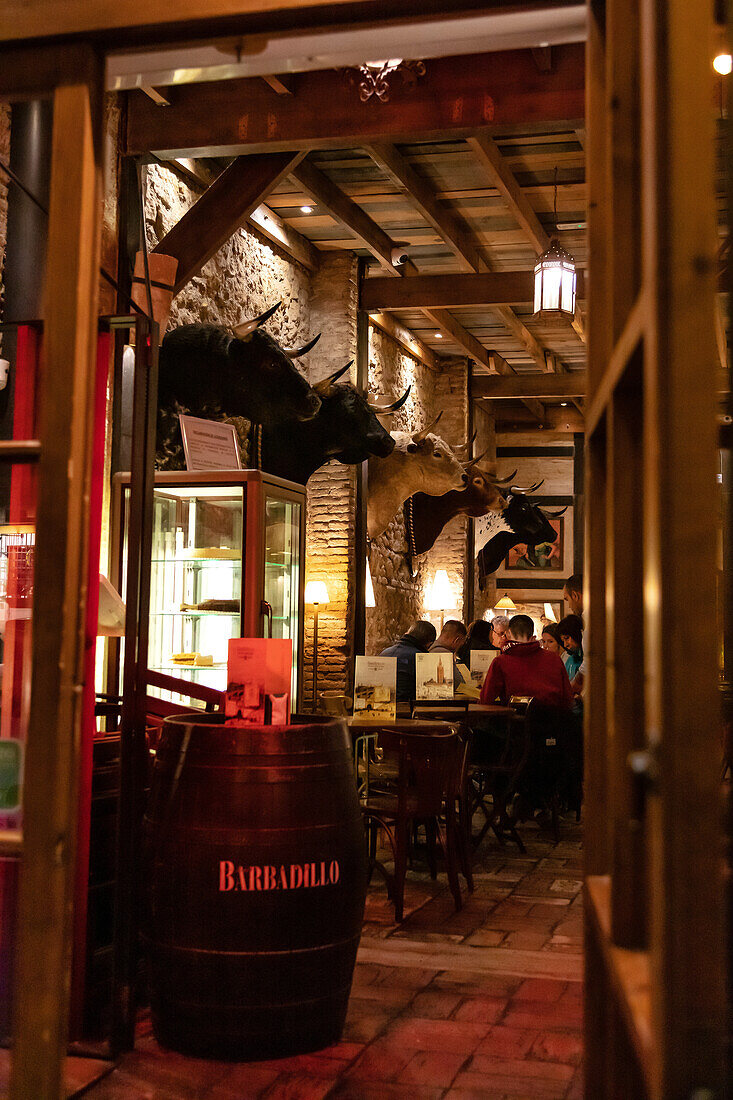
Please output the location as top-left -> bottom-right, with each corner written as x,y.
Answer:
365,333 -> 471,654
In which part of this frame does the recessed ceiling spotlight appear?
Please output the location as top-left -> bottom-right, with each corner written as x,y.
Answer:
434,332 -> 443,339
560,402 -> 568,407
300,204 -> 314,214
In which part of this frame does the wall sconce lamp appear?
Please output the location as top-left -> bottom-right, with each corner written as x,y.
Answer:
426,569 -> 454,630
305,580 -> 329,711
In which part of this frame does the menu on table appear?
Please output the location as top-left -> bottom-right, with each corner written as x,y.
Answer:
470,650 -> 497,690
353,656 -> 397,721
415,652 -> 454,700
226,638 -> 292,725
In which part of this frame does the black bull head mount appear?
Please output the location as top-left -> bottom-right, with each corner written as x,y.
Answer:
476,491 -> 568,588
155,307 -> 408,481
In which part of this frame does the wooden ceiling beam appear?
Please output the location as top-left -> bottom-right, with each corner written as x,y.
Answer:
368,313 -> 437,372
467,132 -> 550,255
472,372 -> 586,400
360,269 -> 587,311
291,159 -> 416,276
153,150 -> 304,292
124,45 -> 585,157
493,406 -> 585,433
369,143 -> 491,273
249,204 -> 319,270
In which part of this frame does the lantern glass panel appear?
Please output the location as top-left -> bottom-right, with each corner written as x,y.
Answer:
561,267 -> 576,314
534,265 -> 542,313
542,264 -> 562,311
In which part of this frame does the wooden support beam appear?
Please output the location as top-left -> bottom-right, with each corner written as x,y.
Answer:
423,308 -> 493,371
472,372 -> 587,400
141,85 -> 170,107
491,405 -> 585,434
291,159 -> 415,276
369,143 -> 490,273
249,204 -> 319,271
153,151 -> 304,292
467,132 -> 550,255
493,303 -> 548,369
124,46 -> 585,158
368,313 -> 437,371
360,269 -> 586,311
10,57 -> 104,1100
261,73 -> 295,96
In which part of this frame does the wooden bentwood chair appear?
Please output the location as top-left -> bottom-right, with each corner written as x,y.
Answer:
360,723 -> 462,922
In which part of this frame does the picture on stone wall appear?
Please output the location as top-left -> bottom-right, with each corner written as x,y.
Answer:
415,653 -> 454,701
503,518 -> 563,572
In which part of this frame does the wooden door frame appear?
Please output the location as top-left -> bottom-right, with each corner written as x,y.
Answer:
584,0 -> 727,1096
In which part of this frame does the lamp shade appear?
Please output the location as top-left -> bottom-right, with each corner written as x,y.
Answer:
365,558 -> 376,608
305,580 -> 329,605
426,569 -> 454,612
494,593 -> 517,614
534,239 -> 577,317
543,601 -> 558,623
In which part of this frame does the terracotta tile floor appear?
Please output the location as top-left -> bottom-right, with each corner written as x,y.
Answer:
84,820 -> 584,1099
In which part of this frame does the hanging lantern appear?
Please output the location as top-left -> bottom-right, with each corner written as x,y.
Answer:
534,238 -> 577,317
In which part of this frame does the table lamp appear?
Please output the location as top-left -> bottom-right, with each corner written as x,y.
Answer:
493,593 -> 517,615
426,569 -> 454,630
305,580 -> 329,710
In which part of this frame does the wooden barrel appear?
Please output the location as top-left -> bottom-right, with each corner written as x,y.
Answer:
144,713 -> 368,1060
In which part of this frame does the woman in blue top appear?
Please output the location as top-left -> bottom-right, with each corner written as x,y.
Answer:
558,614 -> 584,682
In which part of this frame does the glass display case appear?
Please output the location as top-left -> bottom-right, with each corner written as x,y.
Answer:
111,471 -> 306,707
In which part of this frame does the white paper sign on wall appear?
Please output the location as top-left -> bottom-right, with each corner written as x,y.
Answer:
179,414 -> 242,471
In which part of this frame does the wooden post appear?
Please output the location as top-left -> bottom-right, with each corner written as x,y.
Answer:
353,258 -> 369,661
9,52 -> 104,1100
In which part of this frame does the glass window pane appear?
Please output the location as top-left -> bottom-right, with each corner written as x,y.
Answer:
264,496 -> 301,701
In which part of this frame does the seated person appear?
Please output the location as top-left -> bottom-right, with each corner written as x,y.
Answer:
380,620 -> 436,702
430,620 -> 468,691
480,613 -> 573,710
557,614 -> 584,683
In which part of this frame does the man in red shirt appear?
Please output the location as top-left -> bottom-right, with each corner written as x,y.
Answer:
480,613 -> 573,710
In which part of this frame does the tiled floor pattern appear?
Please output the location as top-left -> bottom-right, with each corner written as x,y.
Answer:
84,822 -> 584,1099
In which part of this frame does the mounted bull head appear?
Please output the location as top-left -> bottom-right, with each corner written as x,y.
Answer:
475,490 -> 566,585
259,365 -> 401,484
156,303 -> 322,469
405,456 -> 507,558
367,418 -> 467,540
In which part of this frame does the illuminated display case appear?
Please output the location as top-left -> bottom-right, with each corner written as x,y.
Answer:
111,471 -> 306,707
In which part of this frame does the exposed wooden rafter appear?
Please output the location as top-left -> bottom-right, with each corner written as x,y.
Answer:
360,269 -> 586,311
153,151 -> 304,292
123,46 -> 585,158
472,372 -> 586,400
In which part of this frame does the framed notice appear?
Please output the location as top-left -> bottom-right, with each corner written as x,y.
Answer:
470,650 -> 496,690
354,656 -> 396,721
180,414 -> 242,471
226,638 -> 292,725
415,653 -> 454,700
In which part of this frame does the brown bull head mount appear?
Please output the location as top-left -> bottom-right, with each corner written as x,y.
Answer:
231,301 -> 282,339
313,361 -> 354,396
282,332 -> 322,358
367,385 -> 411,414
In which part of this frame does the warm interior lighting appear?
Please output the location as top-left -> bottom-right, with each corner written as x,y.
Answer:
426,569 -> 454,611
305,580 -> 329,605
434,332 -> 443,339
543,602 -> 558,623
300,204 -> 314,214
714,52 -> 732,75
494,593 -> 517,614
560,402 -> 568,407
534,239 -> 577,317
365,558 -> 376,608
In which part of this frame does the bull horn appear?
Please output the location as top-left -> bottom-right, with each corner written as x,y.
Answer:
412,410 -> 443,442
510,479 -> 545,493
232,301 -> 281,338
368,385 -> 411,413
453,430 -> 478,455
313,360 -> 353,395
467,446 -> 492,467
542,506 -> 569,518
490,469 -> 519,484
282,332 -> 321,358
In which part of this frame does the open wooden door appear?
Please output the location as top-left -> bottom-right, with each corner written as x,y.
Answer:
584,0 -> 728,1096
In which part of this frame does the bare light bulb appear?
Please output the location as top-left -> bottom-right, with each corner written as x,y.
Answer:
714,52 -> 732,75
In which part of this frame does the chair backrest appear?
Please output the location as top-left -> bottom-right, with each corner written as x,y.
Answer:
376,725 -> 458,817
145,669 -> 224,733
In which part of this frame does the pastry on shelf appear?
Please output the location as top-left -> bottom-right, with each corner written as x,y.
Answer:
180,599 -> 240,613
171,652 -> 198,663
194,654 -> 214,666
185,547 -> 240,559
